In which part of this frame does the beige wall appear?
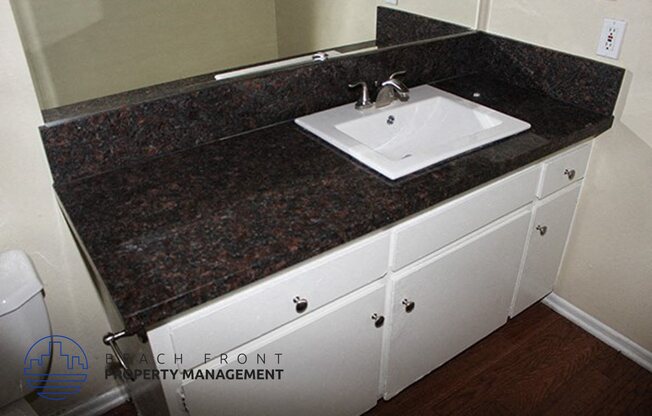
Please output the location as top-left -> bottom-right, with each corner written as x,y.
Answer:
0,3 -> 119,415
485,0 -> 652,351
275,0 -> 376,58
11,0 -> 280,109
275,0 -> 481,58
377,0 -> 479,28
14,0 -> 481,109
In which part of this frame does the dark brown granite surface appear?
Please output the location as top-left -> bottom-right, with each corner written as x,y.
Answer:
376,7 -> 470,47
56,75 -> 614,333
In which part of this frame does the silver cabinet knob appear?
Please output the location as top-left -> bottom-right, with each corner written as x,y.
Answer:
536,225 -> 548,236
402,299 -> 415,313
293,297 -> 308,313
371,313 -> 385,328
564,169 -> 576,180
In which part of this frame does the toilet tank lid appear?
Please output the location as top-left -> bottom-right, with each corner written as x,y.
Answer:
0,250 -> 44,317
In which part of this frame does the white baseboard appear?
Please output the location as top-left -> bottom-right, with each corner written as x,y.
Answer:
543,293 -> 652,372
58,385 -> 129,416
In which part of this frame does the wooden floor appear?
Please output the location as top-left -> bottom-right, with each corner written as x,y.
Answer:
366,303 -> 652,415
104,303 -> 652,416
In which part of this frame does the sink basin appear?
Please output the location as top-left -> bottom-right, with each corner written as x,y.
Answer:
295,85 -> 531,179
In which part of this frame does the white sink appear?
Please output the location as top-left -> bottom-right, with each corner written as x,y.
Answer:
296,85 -> 531,179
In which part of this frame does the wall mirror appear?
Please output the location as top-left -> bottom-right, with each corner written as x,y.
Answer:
11,0 -> 480,114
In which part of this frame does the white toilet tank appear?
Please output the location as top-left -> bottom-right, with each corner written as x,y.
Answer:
0,250 -> 52,408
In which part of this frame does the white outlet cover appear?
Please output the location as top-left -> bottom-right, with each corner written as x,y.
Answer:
597,18 -> 626,59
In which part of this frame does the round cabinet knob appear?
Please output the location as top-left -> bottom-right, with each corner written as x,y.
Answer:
293,297 -> 308,314
564,169 -> 576,180
371,313 -> 385,328
536,225 -> 548,236
402,299 -> 416,313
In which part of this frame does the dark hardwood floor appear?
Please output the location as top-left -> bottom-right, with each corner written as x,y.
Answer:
103,303 -> 652,416
366,303 -> 652,415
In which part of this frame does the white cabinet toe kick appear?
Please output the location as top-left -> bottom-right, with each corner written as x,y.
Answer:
128,142 -> 592,416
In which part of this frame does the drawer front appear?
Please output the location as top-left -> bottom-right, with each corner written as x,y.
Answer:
391,166 -> 540,271
168,232 -> 390,370
538,143 -> 592,198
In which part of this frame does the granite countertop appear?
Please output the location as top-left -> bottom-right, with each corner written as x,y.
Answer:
56,74 -> 613,333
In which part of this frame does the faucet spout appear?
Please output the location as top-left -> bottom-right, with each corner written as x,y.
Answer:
382,78 -> 410,98
375,72 -> 410,108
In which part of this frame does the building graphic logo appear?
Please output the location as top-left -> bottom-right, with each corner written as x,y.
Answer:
23,335 -> 88,401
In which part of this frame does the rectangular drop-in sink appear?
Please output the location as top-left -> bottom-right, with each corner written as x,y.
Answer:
296,85 -> 531,179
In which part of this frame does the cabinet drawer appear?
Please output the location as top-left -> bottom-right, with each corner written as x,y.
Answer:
538,143 -> 591,198
167,232 -> 389,370
391,166 -> 540,270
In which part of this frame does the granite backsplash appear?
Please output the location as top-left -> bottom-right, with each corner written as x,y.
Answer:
40,29 -> 624,186
481,35 -> 624,116
40,33 -> 483,184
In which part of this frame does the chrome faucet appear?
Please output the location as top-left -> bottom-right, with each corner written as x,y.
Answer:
375,71 -> 410,108
348,71 -> 410,110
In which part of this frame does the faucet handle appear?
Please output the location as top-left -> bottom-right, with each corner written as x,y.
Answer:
389,70 -> 407,80
348,81 -> 373,110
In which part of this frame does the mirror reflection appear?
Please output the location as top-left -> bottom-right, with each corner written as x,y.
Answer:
10,0 -> 479,110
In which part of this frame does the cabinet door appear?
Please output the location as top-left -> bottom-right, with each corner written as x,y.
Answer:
511,183 -> 581,317
385,210 -> 531,398
181,283 -> 385,416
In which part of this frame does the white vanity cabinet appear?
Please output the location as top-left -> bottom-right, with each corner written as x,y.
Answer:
510,142 -> 591,317
143,142 -> 592,416
181,283 -> 386,416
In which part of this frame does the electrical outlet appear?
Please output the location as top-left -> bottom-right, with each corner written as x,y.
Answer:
597,18 -> 626,59
384,0 -> 398,5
